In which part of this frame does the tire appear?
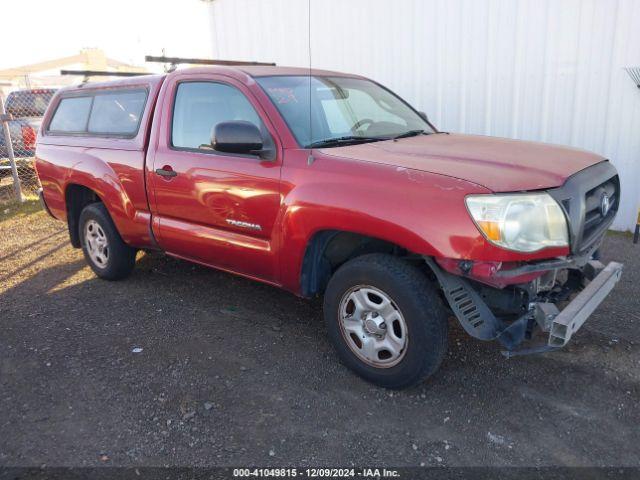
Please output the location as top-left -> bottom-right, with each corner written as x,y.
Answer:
78,202 -> 137,280
323,254 -> 448,389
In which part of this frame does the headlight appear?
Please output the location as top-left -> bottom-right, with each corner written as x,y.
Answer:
465,193 -> 568,252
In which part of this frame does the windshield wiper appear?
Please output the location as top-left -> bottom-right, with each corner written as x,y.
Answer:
306,135 -> 385,149
307,130 -> 427,148
390,129 -> 426,140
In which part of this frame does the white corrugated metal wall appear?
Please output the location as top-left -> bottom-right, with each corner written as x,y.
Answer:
208,0 -> 640,231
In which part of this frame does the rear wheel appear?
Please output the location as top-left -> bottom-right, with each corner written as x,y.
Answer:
323,254 -> 448,389
79,203 -> 136,280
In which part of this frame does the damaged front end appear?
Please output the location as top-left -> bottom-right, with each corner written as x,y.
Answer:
424,254 -> 623,357
428,160 -> 623,356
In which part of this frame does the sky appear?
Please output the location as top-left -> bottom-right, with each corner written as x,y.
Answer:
2,0 -> 213,71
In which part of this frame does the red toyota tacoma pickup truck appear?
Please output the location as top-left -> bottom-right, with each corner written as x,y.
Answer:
35,66 -> 622,388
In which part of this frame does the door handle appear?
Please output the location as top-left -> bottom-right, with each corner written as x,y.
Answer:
155,166 -> 177,178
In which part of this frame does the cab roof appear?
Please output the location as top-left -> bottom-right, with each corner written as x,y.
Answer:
238,65 -> 360,77
170,65 -> 364,81
56,65 -> 363,94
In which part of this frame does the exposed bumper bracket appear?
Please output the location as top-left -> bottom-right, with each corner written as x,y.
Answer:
548,261 -> 623,347
424,256 -> 623,355
533,302 -> 559,332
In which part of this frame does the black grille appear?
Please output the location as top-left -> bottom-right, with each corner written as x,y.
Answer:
582,178 -> 618,246
548,161 -> 620,255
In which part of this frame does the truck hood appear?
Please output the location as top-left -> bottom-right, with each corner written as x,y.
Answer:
323,133 -> 606,192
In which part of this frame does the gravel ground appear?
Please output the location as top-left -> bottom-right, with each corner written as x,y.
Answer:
0,203 -> 639,468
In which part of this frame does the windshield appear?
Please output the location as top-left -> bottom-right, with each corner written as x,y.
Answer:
257,76 -> 433,148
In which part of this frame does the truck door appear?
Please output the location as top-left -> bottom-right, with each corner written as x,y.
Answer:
149,73 -> 283,283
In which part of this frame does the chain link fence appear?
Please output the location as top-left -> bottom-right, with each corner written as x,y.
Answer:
0,79 -> 57,203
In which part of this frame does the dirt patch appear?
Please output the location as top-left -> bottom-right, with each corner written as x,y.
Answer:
1,208 -> 639,467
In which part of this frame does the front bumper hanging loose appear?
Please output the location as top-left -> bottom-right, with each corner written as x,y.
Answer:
546,261 -> 623,347
424,257 -> 623,355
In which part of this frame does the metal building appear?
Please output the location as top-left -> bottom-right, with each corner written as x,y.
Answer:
207,0 -> 640,231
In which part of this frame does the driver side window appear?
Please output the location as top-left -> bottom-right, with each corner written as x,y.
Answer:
172,81 -> 263,150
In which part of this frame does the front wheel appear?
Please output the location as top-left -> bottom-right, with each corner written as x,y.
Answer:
79,203 -> 137,280
323,254 -> 448,389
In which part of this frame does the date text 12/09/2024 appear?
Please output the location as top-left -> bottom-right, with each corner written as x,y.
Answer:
232,468 -> 400,477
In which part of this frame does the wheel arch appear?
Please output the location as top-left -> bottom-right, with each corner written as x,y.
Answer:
62,159 -> 153,249
65,183 -> 104,247
300,229 -> 414,297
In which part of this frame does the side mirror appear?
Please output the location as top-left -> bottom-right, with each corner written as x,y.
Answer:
418,111 -> 429,123
212,120 -> 264,155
